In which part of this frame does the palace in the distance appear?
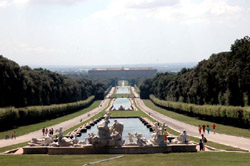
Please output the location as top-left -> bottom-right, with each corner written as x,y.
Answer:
88,67 -> 157,79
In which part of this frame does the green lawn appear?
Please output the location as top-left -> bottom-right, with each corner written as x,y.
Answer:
0,142 -> 29,153
0,101 -> 101,139
1,152 -> 250,166
0,100 -> 109,153
143,100 -> 250,138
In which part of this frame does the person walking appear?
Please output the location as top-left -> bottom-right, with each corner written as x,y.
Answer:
206,125 -> 210,134
202,125 -> 206,134
45,128 -> 48,136
213,124 -> 216,134
198,125 -> 202,134
199,139 -> 204,151
42,127 -> 45,136
5,131 -> 9,140
51,128 -> 54,135
12,131 -> 16,139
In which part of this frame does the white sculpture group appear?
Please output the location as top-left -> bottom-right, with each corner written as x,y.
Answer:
87,112 -> 124,147
125,122 -> 167,147
29,112 -> 189,148
29,127 -> 86,147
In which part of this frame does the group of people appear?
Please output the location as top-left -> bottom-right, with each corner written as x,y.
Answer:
5,131 -> 16,140
198,124 -> 216,135
42,127 -> 54,136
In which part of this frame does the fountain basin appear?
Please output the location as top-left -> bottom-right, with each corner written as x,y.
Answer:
23,144 -> 197,154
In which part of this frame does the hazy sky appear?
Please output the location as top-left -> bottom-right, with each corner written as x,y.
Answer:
0,0 -> 250,66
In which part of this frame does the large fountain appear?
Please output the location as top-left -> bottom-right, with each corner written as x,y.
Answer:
23,112 -> 197,154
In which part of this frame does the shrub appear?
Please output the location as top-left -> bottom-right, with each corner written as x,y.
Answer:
0,96 -> 95,130
150,95 -> 250,128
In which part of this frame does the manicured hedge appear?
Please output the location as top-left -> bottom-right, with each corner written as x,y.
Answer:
0,96 -> 95,130
150,95 -> 250,128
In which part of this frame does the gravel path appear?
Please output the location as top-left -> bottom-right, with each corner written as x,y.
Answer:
131,87 -> 250,152
0,87 -> 115,148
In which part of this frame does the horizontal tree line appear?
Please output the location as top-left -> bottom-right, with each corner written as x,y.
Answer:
0,96 -> 95,130
150,95 -> 250,128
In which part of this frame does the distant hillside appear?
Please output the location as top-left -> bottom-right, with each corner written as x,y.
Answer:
140,36 -> 250,106
0,56 -> 109,107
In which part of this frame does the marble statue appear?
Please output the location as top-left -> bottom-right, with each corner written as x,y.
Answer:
29,134 -> 53,146
148,123 -> 166,146
88,112 -> 124,147
127,133 -> 135,144
177,130 -> 189,143
111,120 -> 124,136
135,133 -> 151,147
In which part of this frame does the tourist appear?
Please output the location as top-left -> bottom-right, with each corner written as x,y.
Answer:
12,131 -> 16,139
45,128 -> 48,135
213,124 -> 216,134
201,134 -> 207,150
42,127 -> 45,136
206,125 -> 210,134
198,125 -> 202,134
199,139 -> 204,151
50,128 -> 54,135
5,131 -> 9,140
202,125 -> 206,134
164,129 -> 168,143
183,130 -> 188,144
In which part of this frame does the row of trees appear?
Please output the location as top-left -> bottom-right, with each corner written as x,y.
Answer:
150,95 -> 250,128
140,36 -> 250,106
0,96 -> 95,130
0,56 -> 113,107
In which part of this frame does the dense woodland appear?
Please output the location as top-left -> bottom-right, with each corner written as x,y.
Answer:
140,36 -> 250,106
0,56 -> 113,108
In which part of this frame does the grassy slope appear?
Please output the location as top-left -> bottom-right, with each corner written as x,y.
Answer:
0,101 -> 101,139
0,100 -> 105,153
1,152 -> 250,166
144,100 -> 250,138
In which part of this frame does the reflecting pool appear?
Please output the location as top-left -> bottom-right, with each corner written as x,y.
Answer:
78,118 -> 152,143
116,87 -> 130,94
112,98 -> 132,110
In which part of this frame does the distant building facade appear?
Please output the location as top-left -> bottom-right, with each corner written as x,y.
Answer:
88,67 -> 157,79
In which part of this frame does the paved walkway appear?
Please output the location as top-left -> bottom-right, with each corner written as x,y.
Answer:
131,87 -> 250,152
0,87 -> 115,148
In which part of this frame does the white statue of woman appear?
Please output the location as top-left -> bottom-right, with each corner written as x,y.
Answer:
127,133 -> 135,143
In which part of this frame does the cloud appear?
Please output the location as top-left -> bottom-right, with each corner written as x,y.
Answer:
125,0 -> 180,9
13,0 -> 29,4
91,0 -> 245,24
29,0 -> 87,5
0,0 -> 9,7
10,0 -> 88,6
17,43 -> 64,55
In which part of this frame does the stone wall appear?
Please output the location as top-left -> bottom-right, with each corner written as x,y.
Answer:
23,144 -> 197,155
